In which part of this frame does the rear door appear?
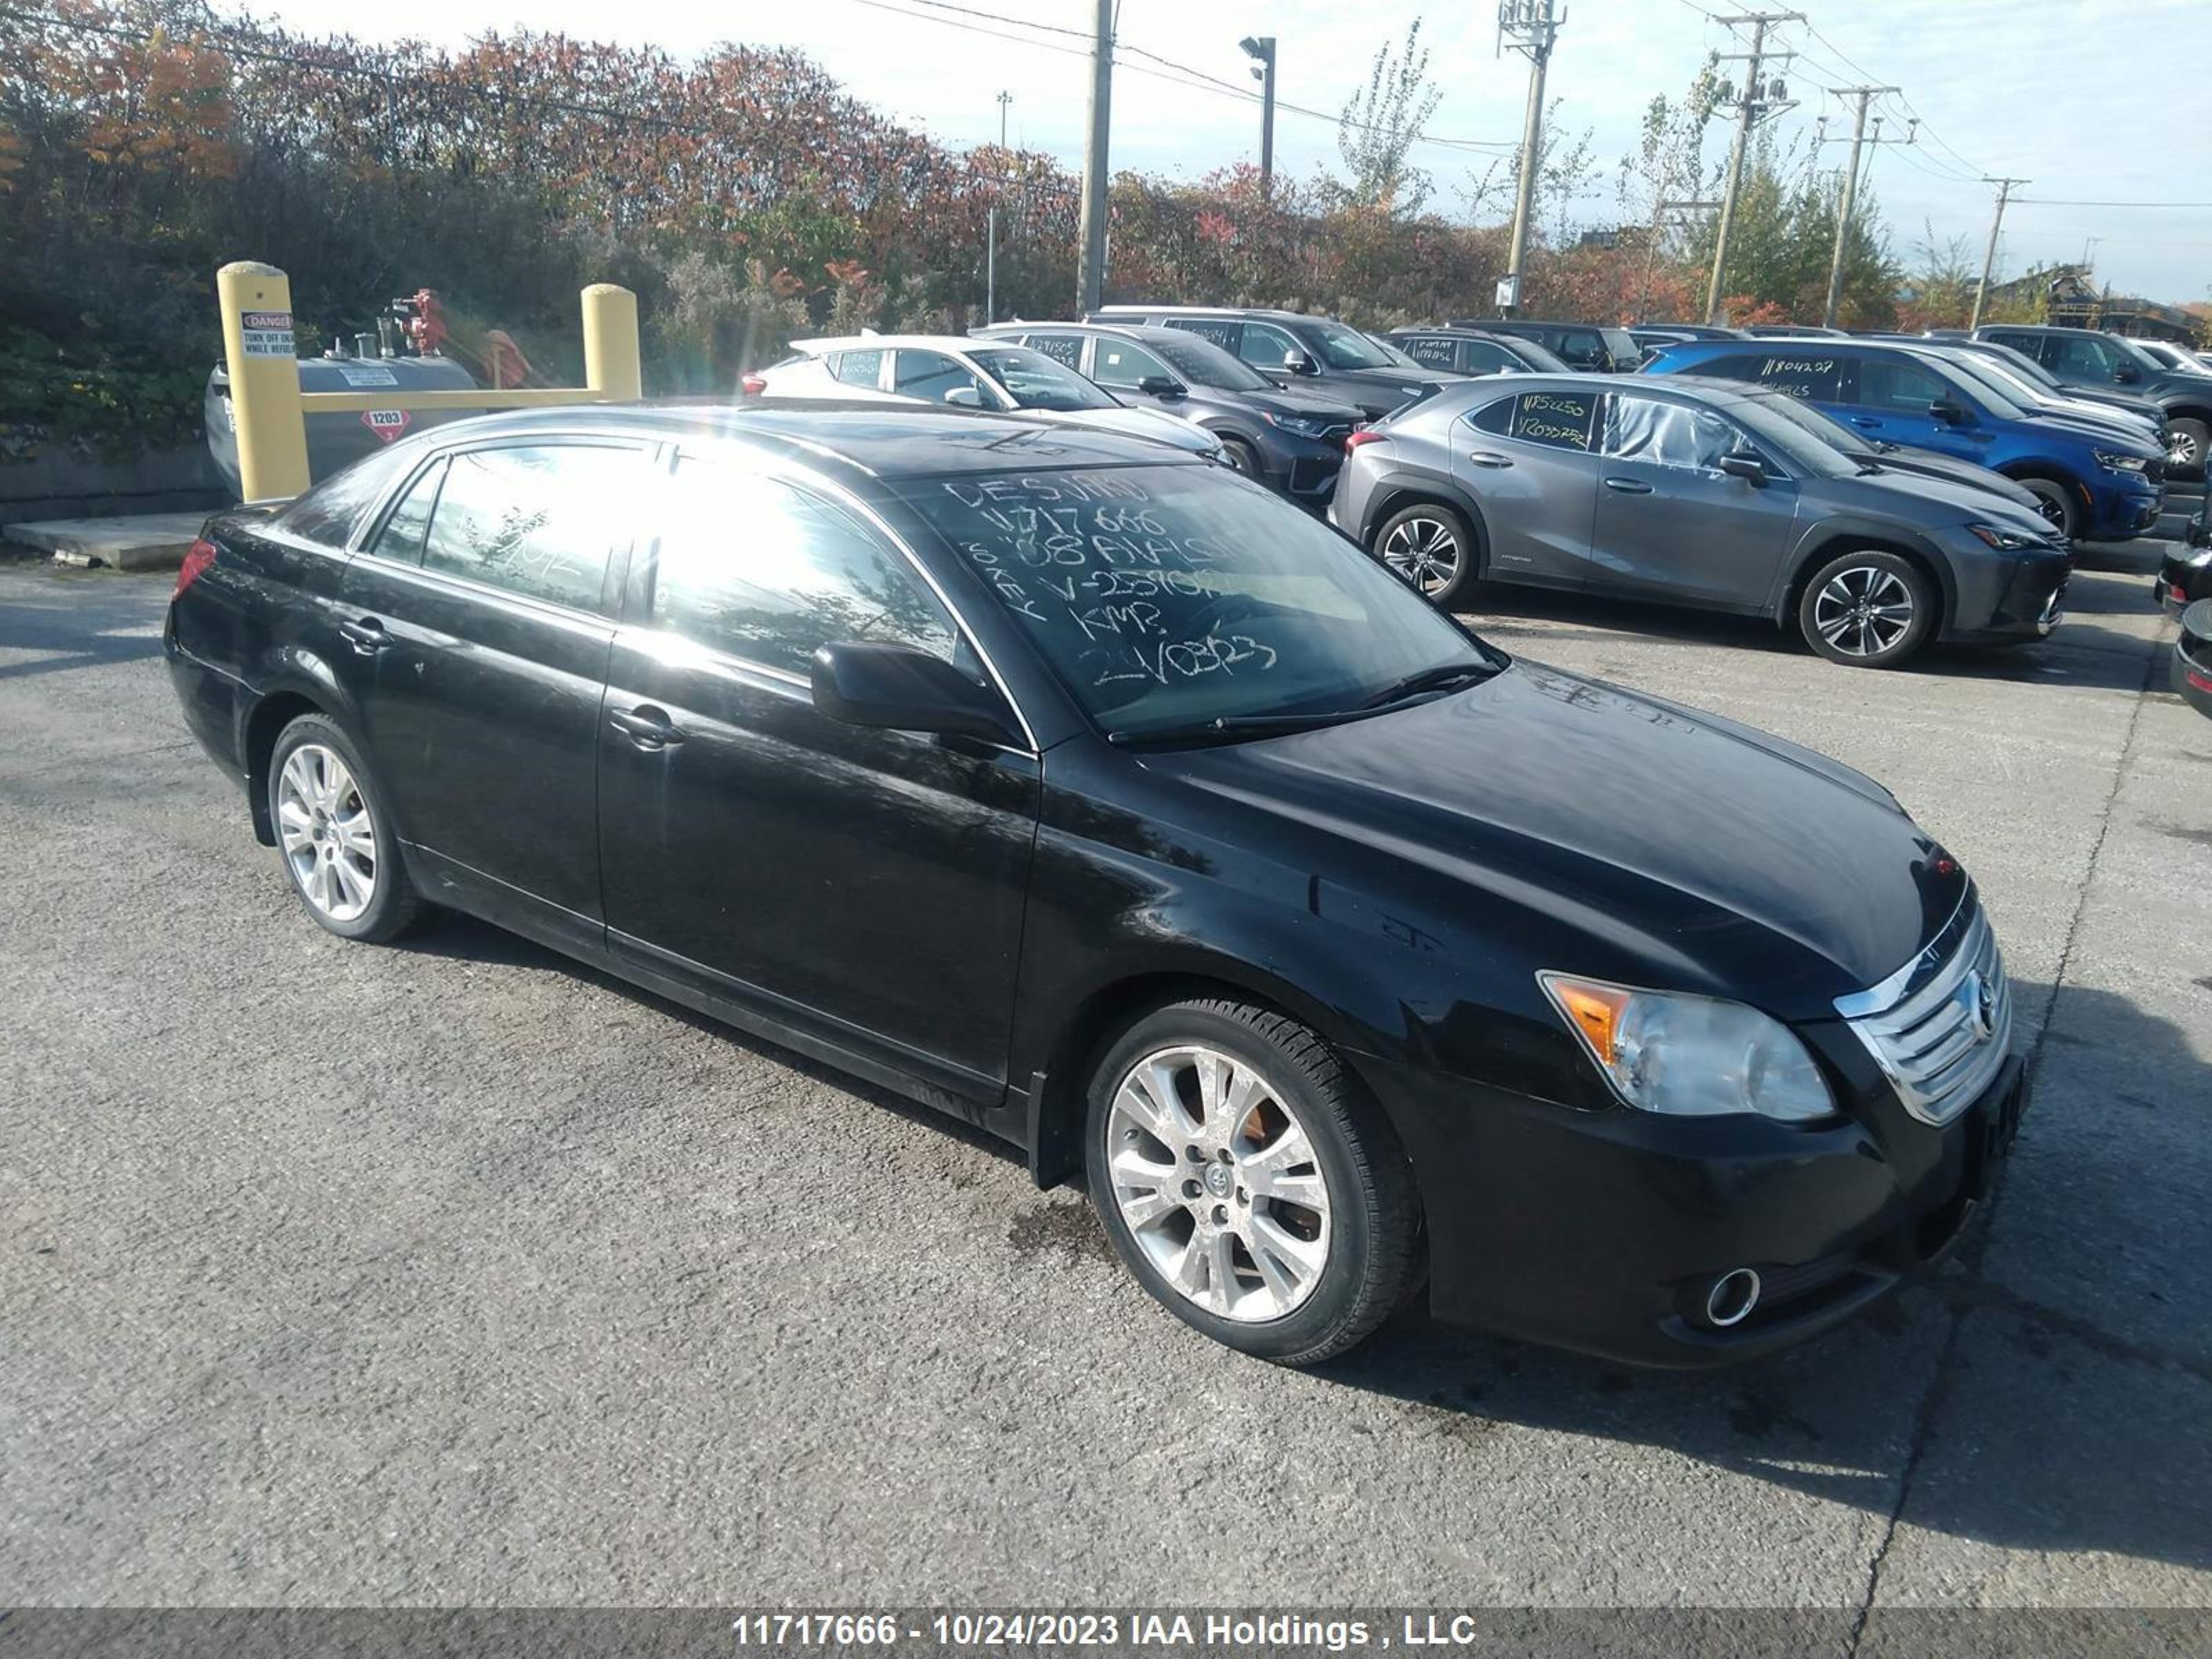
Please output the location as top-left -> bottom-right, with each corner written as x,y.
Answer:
595,447 -> 1039,1101
1588,392 -> 1801,610
333,438 -> 645,953
1450,388 -> 1604,588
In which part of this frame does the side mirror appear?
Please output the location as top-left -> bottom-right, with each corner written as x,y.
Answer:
810,641 -> 1020,746
1135,375 -> 1185,399
1718,451 -> 1768,485
1282,349 -> 1318,375
2113,364 -> 2141,385
943,385 -> 984,409
1930,398 -> 1971,425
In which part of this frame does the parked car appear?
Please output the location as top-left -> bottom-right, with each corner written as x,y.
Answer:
1629,326 -> 1745,360
974,321 -> 1364,507
1749,392 -> 2050,515
1384,326 -> 1571,377
2157,534 -> 2212,615
744,334 -> 1221,460
1087,305 -> 1463,420
1449,318 -> 1642,373
165,403 -> 2025,1368
1972,324 -> 2212,476
1745,324 -> 1850,339
1642,337 -> 2166,542
2175,600 -> 2212,719
2130,338 -> 2200,375
1332,373 -> 2070,668
1911,343 -> 2171,450
1908,334 -> 2171,430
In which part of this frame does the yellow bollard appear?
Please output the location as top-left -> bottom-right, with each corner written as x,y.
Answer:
215,261 -> 312,501
580,283 -> 642,402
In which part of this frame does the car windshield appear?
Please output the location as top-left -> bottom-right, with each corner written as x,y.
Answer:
895,465 -> 1494,741
969,346 -> 1117,413
1724,395 -> 1856,478
1740,389 -> 1880,462
1922,353 -> 2027,419
1147,334 -> 1273,392
1305,319 -> 1394,371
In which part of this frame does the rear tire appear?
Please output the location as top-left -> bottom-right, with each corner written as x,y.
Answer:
2016,474 -> 2081,541
1371,500 -> 1478,610
267,713 -> 427,943
1084,999 -> 1420,1366
1797,550 -> 1936,669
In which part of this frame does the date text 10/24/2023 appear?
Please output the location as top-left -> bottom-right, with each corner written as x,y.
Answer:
729,1612 -> 1497,1649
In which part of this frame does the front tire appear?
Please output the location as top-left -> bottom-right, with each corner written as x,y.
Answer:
268,713 -> 426,942
2016,474 -> 2081,541
1217,435 -> 1262,479
1798,550 -> 1936,668
1084,999 -> 1420,1365
1372,500 -> 1477,610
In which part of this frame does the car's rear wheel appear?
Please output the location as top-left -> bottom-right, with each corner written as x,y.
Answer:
1799,550 -> 1937,668
2016,475 -> 2081,541
1084,999 -> 1419,1365
1373,501 -> 1477,609
268,713 -> 425,942
2167,418 -> 2208,479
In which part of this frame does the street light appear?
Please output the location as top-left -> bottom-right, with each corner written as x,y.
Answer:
1239,35 -> 1276,197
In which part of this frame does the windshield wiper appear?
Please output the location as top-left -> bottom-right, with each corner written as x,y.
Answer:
1354,660 -> 1499,711
1106,709 -> 1368,747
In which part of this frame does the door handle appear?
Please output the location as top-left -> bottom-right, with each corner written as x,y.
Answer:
1602,477 -> 1654,494
608,704 -> 686,750
339,617 -> 388,655
1465,451 -> 1515,469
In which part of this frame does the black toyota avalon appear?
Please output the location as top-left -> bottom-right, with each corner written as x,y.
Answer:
165,406 -> 2024,1368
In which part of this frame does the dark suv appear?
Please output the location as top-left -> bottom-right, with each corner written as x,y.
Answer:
1974,325 -> 2212,476
1383,326 -> 1570,377
973,321 -> 1364,506
1451,319 -> 1642,373
1088,306 -> 1463,420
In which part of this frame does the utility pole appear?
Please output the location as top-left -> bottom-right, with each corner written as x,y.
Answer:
1076,0 -> 1113,315
986,90 -> 1011,324
1704,11 -> 1801,326
1818,86 -> 1903,328
1240,36 -> 1277,198
1497,0 -> 1564,318
1968,176 -> 2027,329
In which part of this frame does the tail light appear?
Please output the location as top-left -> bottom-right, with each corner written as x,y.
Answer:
1344,428 -> 1385,453
173,538 -> 218,599
740,372 -> 767,396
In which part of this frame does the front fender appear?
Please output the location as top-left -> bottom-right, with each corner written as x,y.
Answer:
1779,520 -> 1959,628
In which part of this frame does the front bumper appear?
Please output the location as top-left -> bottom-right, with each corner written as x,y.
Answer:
1944,549 -> 2070,644
1355,1049 -> 2026,1367
2083,473 -> 2164,541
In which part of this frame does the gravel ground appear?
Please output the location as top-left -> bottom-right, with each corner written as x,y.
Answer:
1,532 -> 2206,1617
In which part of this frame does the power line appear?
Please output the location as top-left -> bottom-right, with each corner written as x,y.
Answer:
2012,197 -> 2212,209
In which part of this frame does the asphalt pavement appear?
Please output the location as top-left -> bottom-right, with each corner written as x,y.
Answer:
1,532 -> 2206,1615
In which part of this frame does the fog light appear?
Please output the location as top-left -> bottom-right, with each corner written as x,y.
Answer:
1705,1268 -> 1762,1328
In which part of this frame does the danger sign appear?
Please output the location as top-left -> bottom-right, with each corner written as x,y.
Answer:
361,409 -> 412,444
239,310 -> 294,358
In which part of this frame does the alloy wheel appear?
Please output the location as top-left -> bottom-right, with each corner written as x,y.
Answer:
1812,565 -> 1916,659
1380,515 -> 1461,597
277,744 -> 377,922
2171,428 -> 2203,469
1104,1044 -> 1333,1323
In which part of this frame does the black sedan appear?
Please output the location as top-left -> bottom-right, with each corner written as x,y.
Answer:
974,321 -> 1364,509
165,406 -> 2023,1367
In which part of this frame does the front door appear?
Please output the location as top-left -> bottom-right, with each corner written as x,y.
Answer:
596,447 -> 1039,1104
1842,355 -> 1997,465
1449,387 -> 1605,588
332,438 -> 644,952
1588,393 -> 1801,611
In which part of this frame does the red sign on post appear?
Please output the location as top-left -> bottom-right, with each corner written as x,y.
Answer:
361,409 -> 412,444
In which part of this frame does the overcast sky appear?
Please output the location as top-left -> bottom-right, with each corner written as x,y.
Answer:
259,0 -> 2207,306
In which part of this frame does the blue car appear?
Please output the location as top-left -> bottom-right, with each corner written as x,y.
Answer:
1642,338 -> 2165,542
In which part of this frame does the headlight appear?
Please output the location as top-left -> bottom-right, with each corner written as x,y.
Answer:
1262,411 -> 1333,440
1967,523 -> 2044,551
1537,973 -> 1835,1122
2095,449 -> 2150,474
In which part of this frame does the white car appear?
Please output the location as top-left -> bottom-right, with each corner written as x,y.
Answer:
749,334 -> 1224,460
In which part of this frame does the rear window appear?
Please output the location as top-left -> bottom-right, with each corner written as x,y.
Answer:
1394,335 -> 1460,371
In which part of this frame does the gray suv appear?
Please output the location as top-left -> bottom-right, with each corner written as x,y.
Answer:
1974,324 -> 2212,475
1331,375 -> 2070,669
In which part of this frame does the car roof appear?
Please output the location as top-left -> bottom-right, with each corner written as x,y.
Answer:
789,334 -> 1020,355
1092,304 -> 1313,321
982,319 -> 1211,347
389,401 -> 1206,482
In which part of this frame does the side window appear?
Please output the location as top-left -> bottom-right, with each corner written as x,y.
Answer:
420,444 -> 632,610
1983,330 -> 2042,362
1024,333 -> 1086,370
1748,353 -> 1843,399
1396,335 -> 1458,371
830,349 -> 883,388
1091,339 -> 1172,390
1857,355 -> 1948,413
1687,352 -> 1763,385
1164,317 -> 1242,353
1467,396 -> 1516,437
892,350 -> 986,404
370,458 -> 444,565
1239,321 -> 1300,370
1508,389 -> 1600,452
652,456 -> 958,675
1459,339 -> 1521,375
1602,396 -> 1738,471
2047,334 -> 2118,379
277,443 -> 418,547
1553,330 -> 1606,368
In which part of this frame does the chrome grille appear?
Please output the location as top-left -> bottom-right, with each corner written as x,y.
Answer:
1837,899 -> 2012,1127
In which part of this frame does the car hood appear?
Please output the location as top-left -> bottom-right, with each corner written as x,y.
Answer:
2014,402 -> 2164,445
1041,405 -> 1219,454
1231,384 -> 1368,424
1163,664 -> 1962,1015
1866,447 -> 2042,509
1830,467 -> 2056,539
1293,368 -> 1460,418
